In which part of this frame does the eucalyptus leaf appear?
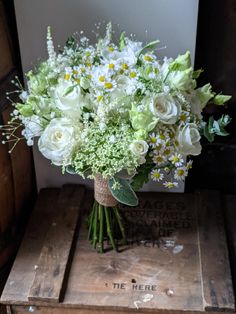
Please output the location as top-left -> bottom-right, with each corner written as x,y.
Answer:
108,177 -> 138,206
213,94 -> 232,105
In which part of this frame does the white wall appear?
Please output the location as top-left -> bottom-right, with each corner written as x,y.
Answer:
14,0 -> 199,191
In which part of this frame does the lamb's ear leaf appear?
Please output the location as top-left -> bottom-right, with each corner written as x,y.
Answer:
108,177 -> 138,206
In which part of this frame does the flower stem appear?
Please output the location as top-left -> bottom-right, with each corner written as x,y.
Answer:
88,202 -> 95,240
114,207 -> 127,244
98,204 -> 104,253
104,206 -> 117,252
92,202 -> 98,248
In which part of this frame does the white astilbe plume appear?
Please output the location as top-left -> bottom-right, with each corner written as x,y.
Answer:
47,26 -> 56,63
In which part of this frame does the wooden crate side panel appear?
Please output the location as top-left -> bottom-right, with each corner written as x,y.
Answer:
1,106 -> 35,217
0,1 -> 14,81
196,190 -> 235,311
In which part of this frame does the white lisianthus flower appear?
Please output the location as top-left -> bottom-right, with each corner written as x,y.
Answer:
21,115 -> 43,146
130,140 -> 149,164
54,80 -> 83,118
177,123 -> 202,156
38,118 -> 79,165
150,94 -> 180,124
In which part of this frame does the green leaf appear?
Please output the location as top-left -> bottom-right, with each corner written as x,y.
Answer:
63,85 -> 76,96
131,157 -> 154,191
192,68 -> 204,79
137,40 -> 160,59
65,165 -> 77,174
203,123 -> 215,142
119,31 -> 126,50
66,36 -> 77,49
213,94 -> 232,105
108,177 -> 138,207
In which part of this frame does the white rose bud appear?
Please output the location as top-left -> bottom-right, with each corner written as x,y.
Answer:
177,123 -> 202,156
54,80 -> 83,118
150,94 -> 180,124
130,140 -> 149,164
38,118 -> 78,166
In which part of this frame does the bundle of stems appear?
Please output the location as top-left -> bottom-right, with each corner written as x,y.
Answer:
87,200 -> 126,253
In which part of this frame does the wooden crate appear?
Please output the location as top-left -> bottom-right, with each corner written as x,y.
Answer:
0,185 -> 235,314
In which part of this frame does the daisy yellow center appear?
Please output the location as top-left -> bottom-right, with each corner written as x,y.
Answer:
150,137 -> 157,144
97,95 -> 103,102
75,78 -> 80,84
169,132 -> 175,139
86,63 -> 92,67
104,82 -> 113,89
156,156 -> 164,163
166,182 -> 175,188
153,172 -> 161,179
177,169 -> 185,176
87,74 -> 92,79
99,75 -> 105,82
64,74 -> 70,80
109,63 -> 115,69
159,134 -> 165,140
180,114 -> 187,121
121,63 -> 129,70
73,70 -> 78,75
130,71 -> 136,78
108,46 -> 114,52
80,67 -> 85,73
172,156 -> 180,163
163,149 -> 171,156
144,55 -> 153,61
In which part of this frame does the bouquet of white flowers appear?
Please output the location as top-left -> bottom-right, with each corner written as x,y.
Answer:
0,23 -> 231,252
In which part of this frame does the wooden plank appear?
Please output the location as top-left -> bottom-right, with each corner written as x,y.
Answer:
224,195 -> 236,289
0,1 -> 14,81
63,192 -> 204,312
196,190 -> 235,311
1,188 -> 60,303
28,185 -> 85,303
1,106 -> 35,217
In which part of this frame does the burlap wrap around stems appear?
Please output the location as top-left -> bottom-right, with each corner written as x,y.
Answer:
94,174 -> 118,207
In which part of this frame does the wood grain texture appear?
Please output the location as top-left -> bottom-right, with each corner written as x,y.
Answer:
224,195 -> 236,290
1,106 -> 34,217
1,188 -> 60,303
0,1 -> 13,81
28,185 -> 85,303
196,190 -> 235,311
1,189 -> 235,314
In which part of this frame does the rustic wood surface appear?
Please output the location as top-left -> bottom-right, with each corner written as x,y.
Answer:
196,190 -> 235,311
1,106 -> 34,217
1,188 -> 235,313
0,1 -> 13,81
224,195 -> 236,290
28,185 -> 85,303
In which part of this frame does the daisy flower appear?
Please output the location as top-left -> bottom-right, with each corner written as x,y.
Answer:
163,181 -> 178,189
151,169 -> 164,182
149,132 -> 158,147
169,154 -> 184,167
174,167 -> 187,181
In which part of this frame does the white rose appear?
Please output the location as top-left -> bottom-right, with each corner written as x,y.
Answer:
54,80 -> 83,118
177,123 -> 202,156
38,118 -> 78,165
130,140 -> 149,164
150,94 -> 180,124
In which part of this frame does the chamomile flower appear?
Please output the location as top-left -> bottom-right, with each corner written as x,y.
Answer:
174,167 -> 187,181
169,154 -> 184,167
163,181 -> 178,189
151,169 -> 164,182
152,154 -> 166,165
149,132 -> 158,147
